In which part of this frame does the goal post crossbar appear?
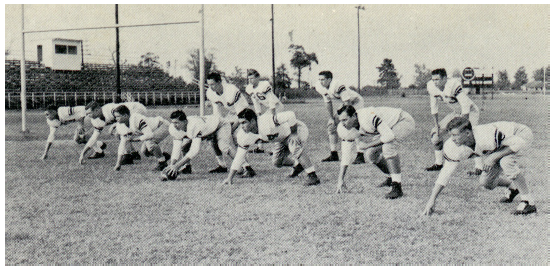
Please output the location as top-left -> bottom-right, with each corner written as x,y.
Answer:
23,20 -> 199,34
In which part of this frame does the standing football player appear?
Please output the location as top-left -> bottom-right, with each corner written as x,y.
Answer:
161,110 -> 255,181
206,72 -> 252,174
112,105 -> 170,171
222,108 -> 320,186
425,68 -> 481,173
41,105 -> 99,160
423,117 -> 537,215
79,101 -> 147,164
335,105 -> 415,199
245,69 -> 284,153
316,70 -> 367,164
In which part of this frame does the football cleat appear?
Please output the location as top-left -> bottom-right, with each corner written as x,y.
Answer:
120,154 -> 134,165
425,164 -> 443,171
131,151 -> 141,160
512,201 -> 537,215
98,141 -> 107,150
321,151 -> 339,162
88,151 -> 105,159
249,148 -> 265,154
163,152 -> 171,161
500,188 -> 519,203
209,166 -> 228,173
303,172 -> 320,186
180,165 -> 192,174
377,177 -> 392,188
386,182 -> 403,199
467,168 -> 483,176
153,160 -> 168,171
240,166 -> 256,178
143,149 -> 153,157
288,164 -> 304,178
352,152 -> 366,164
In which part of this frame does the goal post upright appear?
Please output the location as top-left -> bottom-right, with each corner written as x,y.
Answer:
199,4 -> 206,116
20,4 -> 27,132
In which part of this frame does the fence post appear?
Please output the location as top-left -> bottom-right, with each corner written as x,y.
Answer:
8,93 -> 10,109
84,92 -> 87,104
152,92 -> 155,105
32,92 -> 35,107
53,92 -> 56,106
94,92 -> 96,101
44,92 -> 46,106
112,92 -> 115,103
103,92 -> 106,104
64,92 -> 67,106
160,92 -> 162,104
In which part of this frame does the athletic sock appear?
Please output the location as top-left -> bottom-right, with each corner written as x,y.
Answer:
390,173 -> 402,183
216,155 -> 226,167
304,166 -> 315,174
434,150 -> 443,165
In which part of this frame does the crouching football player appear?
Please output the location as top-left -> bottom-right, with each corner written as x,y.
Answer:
423,117 -> 537,216
161,110 -> 255,181
41,105 -> 101,159
335,105 -> 415,199
79,101 -> 147,164
222,108 -> 319,186
112,105 -> 170,171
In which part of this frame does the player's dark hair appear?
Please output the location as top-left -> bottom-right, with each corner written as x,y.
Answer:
113,104 -> 130,116
319,70 -> 333,79
170,110 -> 187,121
247,69 -> 260,78
431,68 -> 447,78
238,108 -> 258,122
446,117 -> 472,132
45,105 -> 58,112
85,100 -> 101,110
337,105 -> 357,117
207,72 -> 222,82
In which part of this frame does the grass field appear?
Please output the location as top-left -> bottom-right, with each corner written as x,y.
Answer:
5,94 -> 550,265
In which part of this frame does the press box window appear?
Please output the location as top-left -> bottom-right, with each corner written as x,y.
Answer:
55,45 -> 78,55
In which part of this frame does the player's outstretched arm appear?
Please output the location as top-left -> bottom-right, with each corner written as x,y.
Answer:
423,161 -> 458,216
222,146 -> 248,185
113,135 -> 129,171
336,165 -> 349,193
41,127 -> 57,159
79,130 -> 101,164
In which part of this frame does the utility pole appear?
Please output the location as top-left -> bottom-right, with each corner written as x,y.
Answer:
356,5 -> 365,93
115,4 -> 121,102
199,4 -> 205,116
271,4 -> 276,94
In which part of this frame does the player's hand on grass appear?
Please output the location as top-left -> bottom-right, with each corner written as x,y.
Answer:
221,178 -> 232,186
40,153 -> 48,160
482,155 -> 496,172
113,165 -> 121,171
78,153 -> 85,165
422,202 -> 435,216
163,165 -> 178,178
336,180 -> 347,193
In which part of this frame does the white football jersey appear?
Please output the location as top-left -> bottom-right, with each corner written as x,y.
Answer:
427,78 -> 478,115
355,107 -> 403,136
246,80 -> 283,114
237,111 -> 298,148
116,113 -> 162,136
206,82 -> 249,117
444,121 -> 530,162
47,106 -> 86,128
315,79 -> 364,109
91,102 -> 147,131
169,115 -> 220,140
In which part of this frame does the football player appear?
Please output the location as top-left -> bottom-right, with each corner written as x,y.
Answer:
335,105 -> 415,199
112,105 -> 170,171
79,101 -> 147,164
316,71 -> 367,164
41,105 -> 101,160
423,117 -> 537,215
425,68 -> 481,173
245,69 -> 284,153
161,110 -> 255,181
222,108 -> 319,186
206,72 -> 252,173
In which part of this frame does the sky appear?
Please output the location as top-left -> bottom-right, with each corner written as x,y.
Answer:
4,4 -> 550,88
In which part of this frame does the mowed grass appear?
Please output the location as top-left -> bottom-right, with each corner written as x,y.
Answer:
5,94 -> 550,265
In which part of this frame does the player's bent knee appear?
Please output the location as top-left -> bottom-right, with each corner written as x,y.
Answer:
272,157 -> 284,168
479,177 -> 497,190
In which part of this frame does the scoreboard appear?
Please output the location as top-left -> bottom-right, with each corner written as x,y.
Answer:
461,67 -> 494,94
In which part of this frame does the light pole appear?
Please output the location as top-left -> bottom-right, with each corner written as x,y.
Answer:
356,5 -> 365,93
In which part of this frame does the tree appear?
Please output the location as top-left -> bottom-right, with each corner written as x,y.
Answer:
413,63 -> 431,89
496,70 -> 511,91
377,58 -> 401,89
186,49 -> 218,83
533,66 -> 550,82
289,44 -> 318,90
512,66 -> 528,90
275,64 -> 292,91
138,52 -> 160,68
227,66 -> 247,91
